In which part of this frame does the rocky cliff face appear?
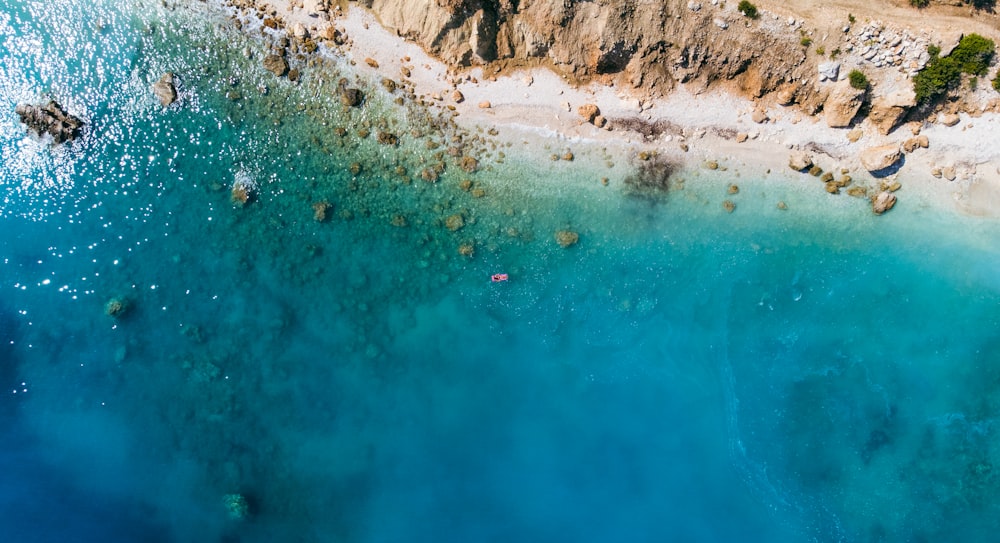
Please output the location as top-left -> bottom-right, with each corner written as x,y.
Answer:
361,0 -> 812,98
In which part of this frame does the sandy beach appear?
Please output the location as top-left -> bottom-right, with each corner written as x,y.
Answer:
225,0 -> 1000,218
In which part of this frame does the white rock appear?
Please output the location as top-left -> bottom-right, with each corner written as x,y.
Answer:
714,18 -> 729,29
818,62 -> 841,82
787,16 -> 796,26
687,1 -> 702,11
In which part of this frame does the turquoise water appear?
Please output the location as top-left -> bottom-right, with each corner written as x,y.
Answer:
3,1 -> 1000,541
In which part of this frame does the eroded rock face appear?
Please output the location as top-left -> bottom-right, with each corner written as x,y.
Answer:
365,0 -> 810,97
152,73 -> 178,106
823,81 -> 866,128
15,100 -> 83,143
860,144 -> 903,173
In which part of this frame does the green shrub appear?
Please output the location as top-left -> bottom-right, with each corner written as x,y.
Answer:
993,74 -> 1000,91
913,34 -> 996,103
738,1 -> 760,19
848,13 -> 856,24
849,70 -> 869,90
816,46 -> 826,56
970,76 -> 978,90
801,36 -> 813,47
911,0 -> 930,7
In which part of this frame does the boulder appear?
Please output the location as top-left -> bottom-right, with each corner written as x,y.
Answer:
340,87 -> 364,107
872,191 -> 896,214
263,54 -> 289,77
151,73 -> 177,106
860,144 -> 903,173
577,103 -> 600,123
788,152 -> 813,172
867,90 -> 916,135
15,100 -> 83,143
818,61 -> 841,82
751,109 -> 769,124
823,81 -> 865,128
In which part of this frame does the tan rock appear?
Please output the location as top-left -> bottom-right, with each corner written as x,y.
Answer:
942,166 -> 957,181
736,133 -> 748,143
860,144 -> 902,173
846,129 -> 863,143
478,100 -> 491,108
775,83 -> 798,106
452,90 -> 465,103
593,115 -> 607,128
940,113 -> 960,127
751,109 -> 769,124
867,90 -> 916,134
578,103 -> 600,123
902,135 -> 929,153
872,191 -> 896,215
930,167 -> 943,178
823,81 -> 866,128
788,152 -> 813,172
365,57 -> 379,68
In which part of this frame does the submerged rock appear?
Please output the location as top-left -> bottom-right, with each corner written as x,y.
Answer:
151,72 -> 177,106
105,297 -> 128,318
340,87 -> 364,107
15,100 -> 83,143
555,229 -> 579,247
262,54 -> 289,77
222,493 -> 250,521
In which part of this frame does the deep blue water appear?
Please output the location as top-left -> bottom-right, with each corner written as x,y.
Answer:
3,1 -> 1000,542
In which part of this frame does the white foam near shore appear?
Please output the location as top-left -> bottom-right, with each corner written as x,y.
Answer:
232,0 -> 1000,220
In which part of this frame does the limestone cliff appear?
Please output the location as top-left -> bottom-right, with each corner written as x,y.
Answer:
360,0 -> 812,98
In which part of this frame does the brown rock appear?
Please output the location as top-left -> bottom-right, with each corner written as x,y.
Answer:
452,90 -> 465,103
578,104 -> 600,123
860,144 -> 902,173
722,200 -> 736,213
459,155 -> 478,173
365,57 -> 379,68
263,54 -> 289,77
312,201 -> 331,222
445,213 -> 465,231
340,87 -> 364,107
152,73 -> 177,106
377,131 -> 398,145
872,191 -> 896,214
15,100 -> 83,144
593,115 -> 607,128
823,81 -> 866,128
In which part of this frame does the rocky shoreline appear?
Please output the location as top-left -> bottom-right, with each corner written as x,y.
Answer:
175,0 -> 1000,217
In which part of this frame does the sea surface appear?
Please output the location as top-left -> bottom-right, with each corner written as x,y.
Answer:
3,1 -> 1000,542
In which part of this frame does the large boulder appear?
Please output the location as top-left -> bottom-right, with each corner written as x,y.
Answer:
263,54 -> 289,77
868,90 -> 916,135
15,100 -> 83,143
860,144 -> 903,173
151,72 -> 177,106
823,81 -> 865,128
788,152 -> 813,172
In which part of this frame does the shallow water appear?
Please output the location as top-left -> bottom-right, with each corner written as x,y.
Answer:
3,1 -> 1000,541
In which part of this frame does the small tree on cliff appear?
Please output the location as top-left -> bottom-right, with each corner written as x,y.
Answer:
738,1 -> 760,19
